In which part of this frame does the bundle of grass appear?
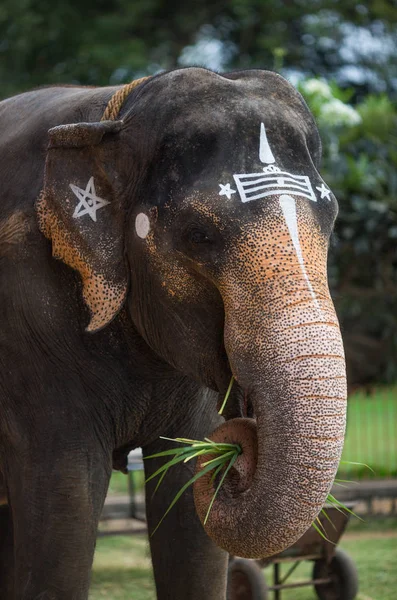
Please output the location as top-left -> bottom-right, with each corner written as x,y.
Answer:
145,436 -> 241,535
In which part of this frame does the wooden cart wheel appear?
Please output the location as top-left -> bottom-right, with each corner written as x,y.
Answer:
313,548 -> 359,600
227,558 -> 268,600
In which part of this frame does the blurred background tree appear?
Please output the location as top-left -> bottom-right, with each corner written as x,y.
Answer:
1,0 -> 396,98
1,0 -> 396,386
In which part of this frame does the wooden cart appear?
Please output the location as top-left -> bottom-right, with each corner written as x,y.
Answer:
228,504 -> 358,600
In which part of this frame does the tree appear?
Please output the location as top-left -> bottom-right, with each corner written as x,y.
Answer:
1,0 -> 396,99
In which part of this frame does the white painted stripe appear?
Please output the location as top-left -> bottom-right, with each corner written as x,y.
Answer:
233,170 -> 317,203
259,122 -> 276,164
279,194 -> 320,308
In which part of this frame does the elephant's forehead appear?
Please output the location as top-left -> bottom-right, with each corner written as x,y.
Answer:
161,99 -> 306,160
136,71 -> 314,161
144,67 -> 313,131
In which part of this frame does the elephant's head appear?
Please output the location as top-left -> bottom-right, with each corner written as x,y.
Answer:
37,68 -> 347,558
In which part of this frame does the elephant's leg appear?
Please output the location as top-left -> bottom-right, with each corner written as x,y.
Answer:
0,505 -> 14,598
6,434 -> 111,600
143,411 -> 228,600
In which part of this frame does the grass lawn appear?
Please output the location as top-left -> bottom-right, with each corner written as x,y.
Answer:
339,386 -> 397,479
90,519 -> 397,600
91,535 -> 154,600
108,471 -> 144,496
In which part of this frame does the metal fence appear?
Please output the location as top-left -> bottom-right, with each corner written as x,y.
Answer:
337,386 -> 397,480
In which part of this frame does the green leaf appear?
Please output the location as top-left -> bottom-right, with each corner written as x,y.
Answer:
320,507 -> 337,531
144,447 -> 193,460
339,461 -> 375,474
218,377 -> 234,415
160,436 -> 204,445
201,451 -> 235,468
150,460 -> 220,536
183,449 -> 213,463
204,453 -> 239,525
152,468 -> 167,498
312,518 -> 333,543
210,463 -> 224,484
145,452 -> 192,484
327,494 -> 363,521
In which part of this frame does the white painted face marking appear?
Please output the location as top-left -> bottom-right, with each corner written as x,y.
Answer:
219,183 -> 236,199
234,166 -> 316,203
135,213 -> 150,239
70,176 -> 110,222
279,194 -> 320,308
316,183 -> 331,200
259,122 -> 276,164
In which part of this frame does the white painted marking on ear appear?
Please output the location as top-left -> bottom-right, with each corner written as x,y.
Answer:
135,213 -> 150,239
316,183 -> 331,200
70,176 -> 110,222
279,194 -> 320,308
259,122 -> 276,164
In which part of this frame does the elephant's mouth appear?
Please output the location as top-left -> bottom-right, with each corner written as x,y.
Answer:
214,338 -> 255,419
200,371 -> 260,507
216,375 -> 255,422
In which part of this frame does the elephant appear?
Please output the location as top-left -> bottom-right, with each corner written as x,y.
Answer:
0,67 -> 347,599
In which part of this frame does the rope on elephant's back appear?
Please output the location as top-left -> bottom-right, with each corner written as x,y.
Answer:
101,76 -> 151,121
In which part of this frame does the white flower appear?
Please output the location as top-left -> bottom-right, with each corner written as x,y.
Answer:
319,99 -> 362,128
301,78 -> 333,99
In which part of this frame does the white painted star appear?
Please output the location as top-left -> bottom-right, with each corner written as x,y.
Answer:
219,183 -> 236,200
316,183 -> 332,201
70,176 -> 110,222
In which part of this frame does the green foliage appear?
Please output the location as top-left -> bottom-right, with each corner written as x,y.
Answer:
1,0 -> 396,99
300,79 -> 397,385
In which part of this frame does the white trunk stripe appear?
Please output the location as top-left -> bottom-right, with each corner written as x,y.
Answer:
279,194 -> 319,308
259,122 -> 276,164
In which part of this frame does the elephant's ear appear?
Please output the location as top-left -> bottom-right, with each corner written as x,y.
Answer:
36,120 -> 127,333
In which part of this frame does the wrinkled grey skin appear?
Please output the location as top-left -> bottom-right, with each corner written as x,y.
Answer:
0,68 -> 346,599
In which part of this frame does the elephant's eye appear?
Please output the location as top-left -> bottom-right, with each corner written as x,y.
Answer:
186,226 -> 211,245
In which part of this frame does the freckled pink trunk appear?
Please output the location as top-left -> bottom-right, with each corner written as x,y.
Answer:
194,290 -> 347,558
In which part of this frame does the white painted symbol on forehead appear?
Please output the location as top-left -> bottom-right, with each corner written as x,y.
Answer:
219,183 -> 236,199
279,194 -> 320,308
234,167 -> 317,203
218,122 -> 319,204
259,122 -> 276,164
135,213 -> 150,239
70,176 -> 110,222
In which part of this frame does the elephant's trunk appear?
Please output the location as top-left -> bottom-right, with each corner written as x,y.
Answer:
194,303 -> 346,557
193,205 -> 347,557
